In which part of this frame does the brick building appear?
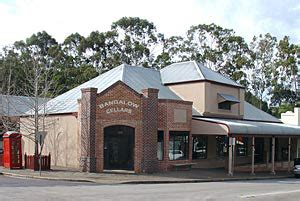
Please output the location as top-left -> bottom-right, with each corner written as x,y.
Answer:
22,61 -> 300,174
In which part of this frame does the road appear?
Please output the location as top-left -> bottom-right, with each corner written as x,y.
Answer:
1,175 -> 300,200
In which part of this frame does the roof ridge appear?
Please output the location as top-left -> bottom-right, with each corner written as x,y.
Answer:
192,61 -> 205,79
121,64 -> 125,81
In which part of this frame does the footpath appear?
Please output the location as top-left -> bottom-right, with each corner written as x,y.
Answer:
0,167 -> 293,185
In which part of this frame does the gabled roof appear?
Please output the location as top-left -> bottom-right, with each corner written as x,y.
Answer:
0,95 -> 49,116
42,64 -> 182,114
160,61 -> 243,88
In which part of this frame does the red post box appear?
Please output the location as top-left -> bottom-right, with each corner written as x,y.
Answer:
3,131 -> 22,169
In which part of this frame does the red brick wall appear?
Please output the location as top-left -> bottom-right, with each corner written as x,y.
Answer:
79,81 -> 193,173
141,88 -> 159,173
80,88 -> 97,172
157,99 -> 193,171
95,81 -> 144,173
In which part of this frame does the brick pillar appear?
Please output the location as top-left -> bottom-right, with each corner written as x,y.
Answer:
141,88 -> 159,173
80,87 -> 97,172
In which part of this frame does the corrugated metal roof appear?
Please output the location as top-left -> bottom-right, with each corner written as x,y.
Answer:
160,61 -> 243,87
193,117 -> 300,136
192,101 -> 281,123
38,62 -> 281,125
0,95 -> 49,116
42,64 -> 182,114
244,102 -> 281,123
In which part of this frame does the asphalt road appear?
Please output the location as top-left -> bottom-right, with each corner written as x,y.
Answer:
1,175 -> 300,201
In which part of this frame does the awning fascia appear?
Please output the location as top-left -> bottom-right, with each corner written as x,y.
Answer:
217,93 -> 240,104
192,117 -> 300,137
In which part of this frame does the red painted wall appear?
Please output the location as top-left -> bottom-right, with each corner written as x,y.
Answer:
0,153 -> 3,166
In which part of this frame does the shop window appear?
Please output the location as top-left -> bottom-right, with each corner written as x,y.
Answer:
192,136 -> 208,159
218,101 -> 231,110
236,137 -> 248,157
157,131 -> 164,160
216,136 -> 228,158
169,131 -> 189,160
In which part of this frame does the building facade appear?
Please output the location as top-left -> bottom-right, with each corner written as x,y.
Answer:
22,61 -> 300,174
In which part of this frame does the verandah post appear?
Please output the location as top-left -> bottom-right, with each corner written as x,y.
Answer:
251,136 -> 255,175
288,137 -> 291,173
271,137 -> 276,175
228,137 -> 233,176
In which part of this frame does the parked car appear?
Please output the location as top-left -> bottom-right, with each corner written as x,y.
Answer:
294,158 -> 300,178
169,150 -> 184,160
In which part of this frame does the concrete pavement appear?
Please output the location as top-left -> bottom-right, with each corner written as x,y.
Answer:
0,166 -> 294,184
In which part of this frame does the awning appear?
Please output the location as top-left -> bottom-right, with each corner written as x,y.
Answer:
217,93 -> 240,104
192,117 -> 300,137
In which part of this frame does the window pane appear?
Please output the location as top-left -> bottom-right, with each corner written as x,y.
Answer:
157,131 -> 164,160
169,131 -> 189,160
216,136 -> 228,158
218,101 -> 231,110
236,137 -> 248,157
193,136 -> 208,159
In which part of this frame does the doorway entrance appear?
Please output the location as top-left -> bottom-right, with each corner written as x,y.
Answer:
104,125 -> 135,170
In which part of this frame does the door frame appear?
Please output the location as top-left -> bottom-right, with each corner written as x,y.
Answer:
103,125 -> 135,170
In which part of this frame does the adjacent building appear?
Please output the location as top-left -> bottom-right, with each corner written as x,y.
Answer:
21,61 -> 300,174
281,108 -> 300,158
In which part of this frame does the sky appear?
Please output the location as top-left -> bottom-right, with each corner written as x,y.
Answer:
0,0 -> 300,48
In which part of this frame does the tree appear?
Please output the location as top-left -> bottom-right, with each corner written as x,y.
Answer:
1,32 -> 62,174
175,23 -> 251,86
61,33 -> 86,68
52,33 -> 99,94
111,17 -> 163,67
270,103 -> 294,118
80,30 -> 120,73
249,33 -> 277,109
274,36 -> 299,105
245,91 -> 270,113
155,36 -> 190,68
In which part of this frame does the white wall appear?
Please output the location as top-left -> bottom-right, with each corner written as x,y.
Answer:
21,114 -> 80,169
281,108 -> 300,126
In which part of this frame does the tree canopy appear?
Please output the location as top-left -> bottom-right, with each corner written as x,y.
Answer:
1,17 -> 299,117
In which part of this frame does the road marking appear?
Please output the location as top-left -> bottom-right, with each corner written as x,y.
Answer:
241,190 -> 300,198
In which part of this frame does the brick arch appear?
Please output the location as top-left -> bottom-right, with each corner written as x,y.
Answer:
103,125 -> 135,170
102,122 -> 137,131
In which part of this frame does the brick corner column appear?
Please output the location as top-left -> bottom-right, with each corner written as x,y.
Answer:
141,88 -> 159,173
80,87 -> 97,172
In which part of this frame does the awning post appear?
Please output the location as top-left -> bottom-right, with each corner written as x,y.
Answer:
251,136 -> 255,175
228,137 -> 233,176
288,137 -> 291,173
271,137 -> 276,175
232,141 -> 235,174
